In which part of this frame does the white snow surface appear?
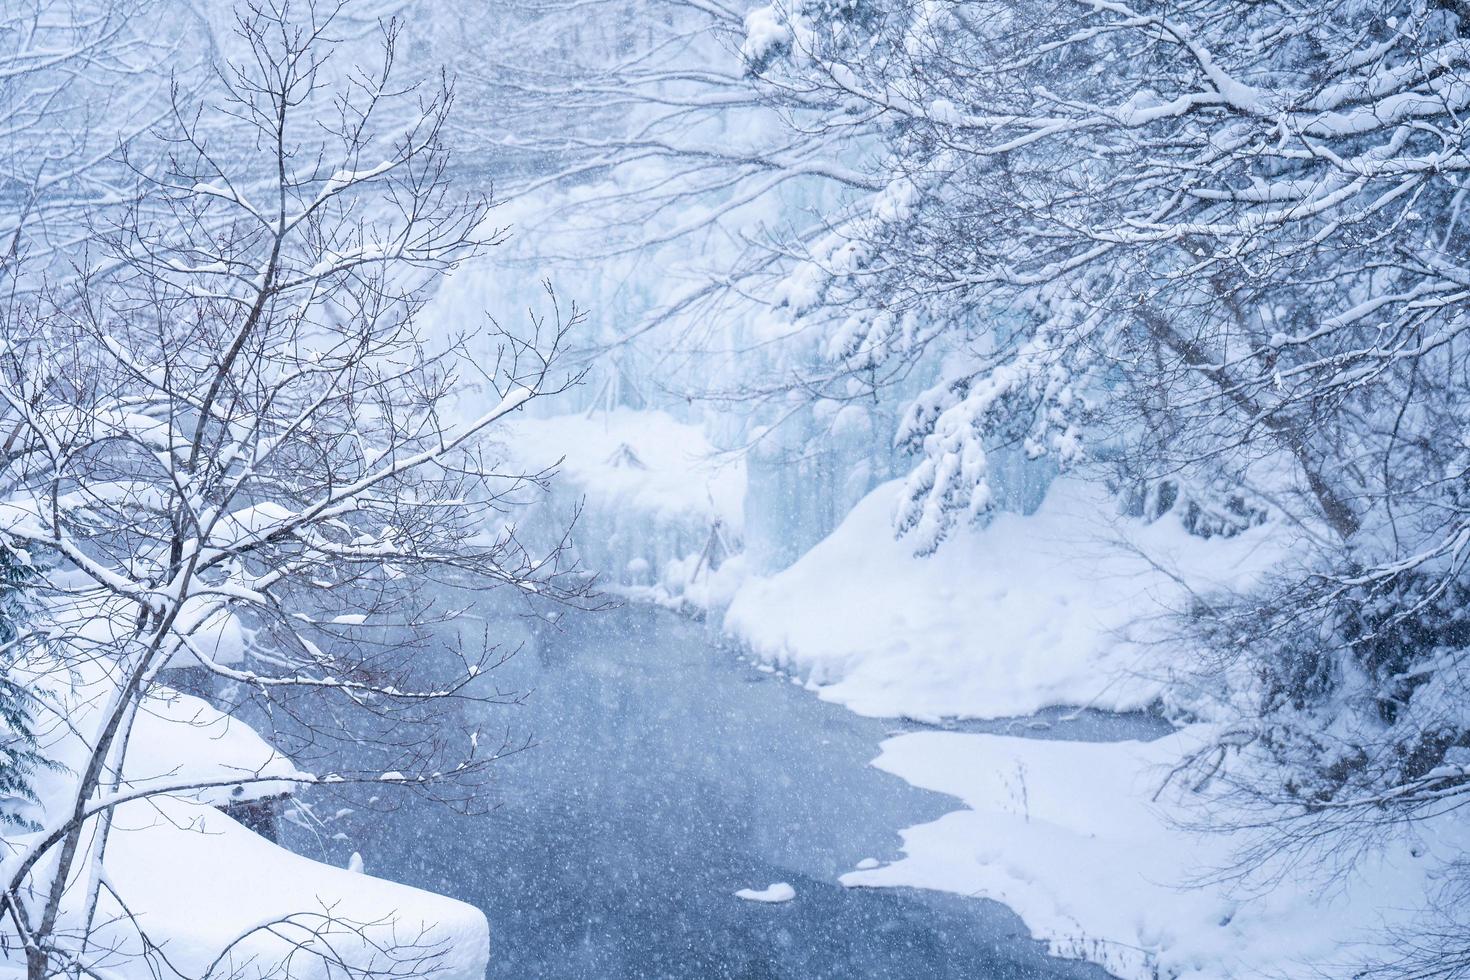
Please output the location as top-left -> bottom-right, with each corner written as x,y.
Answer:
2,668 -> 488,980
125,688 -> 309,805
734,882 -> 796,903
842,728 -> 1466,980
98,795 -> 489,980
725,478 -> 1287,721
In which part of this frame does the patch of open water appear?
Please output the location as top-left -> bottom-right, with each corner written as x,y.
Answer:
284,603 -> 1151,979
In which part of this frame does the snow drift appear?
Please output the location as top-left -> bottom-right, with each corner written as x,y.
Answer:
725,478 -> 1286,721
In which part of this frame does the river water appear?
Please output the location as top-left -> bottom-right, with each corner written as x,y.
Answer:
284,602 -> 1132,979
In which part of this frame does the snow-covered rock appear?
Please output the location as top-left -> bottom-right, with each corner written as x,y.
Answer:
126,688 -> 308,805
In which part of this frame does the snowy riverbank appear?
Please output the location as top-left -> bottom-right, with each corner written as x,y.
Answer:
11,678 -> 489,980
724,477 -> 1286,721
717,478 -> 1462,979
840,728 -> 1466,980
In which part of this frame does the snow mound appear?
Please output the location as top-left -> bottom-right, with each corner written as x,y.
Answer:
127,688 -> 310,804
734,882 -> 796,903
100,796 -> 489,980
725,478 -> 1286,720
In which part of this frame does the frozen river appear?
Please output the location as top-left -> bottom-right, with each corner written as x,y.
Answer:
287,602 -> 1126,979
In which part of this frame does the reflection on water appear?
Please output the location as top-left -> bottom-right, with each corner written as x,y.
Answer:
283,603 -> 1117,979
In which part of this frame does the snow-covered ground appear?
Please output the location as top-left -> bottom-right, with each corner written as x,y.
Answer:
4,678 -> 489,980
100,793 -> 489,980
841,728 -> 1466,980
725,477 -> 1285,721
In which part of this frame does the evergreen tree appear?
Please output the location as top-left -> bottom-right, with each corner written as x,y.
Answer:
0,543 -> 45,830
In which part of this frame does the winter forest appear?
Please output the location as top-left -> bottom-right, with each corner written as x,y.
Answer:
1,0 -> 1469,976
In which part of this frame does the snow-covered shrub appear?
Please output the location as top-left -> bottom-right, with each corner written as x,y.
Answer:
1122,477 -> 1269,541
1197,569 -> 1470,823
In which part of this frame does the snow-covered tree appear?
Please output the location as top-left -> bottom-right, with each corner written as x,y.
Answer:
0,0 -> 197,278
0,2 -> 590,975
0,544 -> 47,833
726,0 -> 1470,854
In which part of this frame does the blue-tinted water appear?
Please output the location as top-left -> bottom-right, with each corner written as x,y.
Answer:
285,603 -> 1124,979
